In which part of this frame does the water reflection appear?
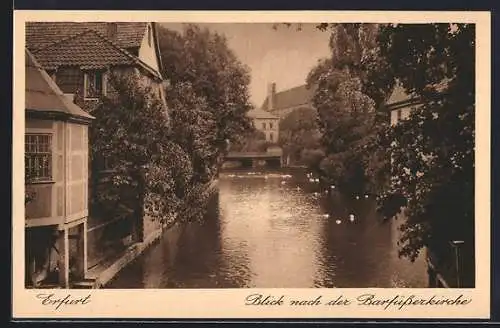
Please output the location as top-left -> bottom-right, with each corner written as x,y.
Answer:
107,169 -> 427,288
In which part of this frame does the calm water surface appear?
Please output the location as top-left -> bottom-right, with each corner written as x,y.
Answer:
107,169 -> 428,288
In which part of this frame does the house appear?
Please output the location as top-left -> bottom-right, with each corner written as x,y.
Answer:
26,22 -> 166,112
25,22 -> 168,286
260,82 -> 315,120
247,108 -> 279,143
25,48 -> 95,288
385,83 -> 422,126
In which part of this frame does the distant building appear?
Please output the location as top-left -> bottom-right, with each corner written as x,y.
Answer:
260,82 -> 315,120
385,83 -> 422,126
25,49 -> 95,288
247,108 -> 279,143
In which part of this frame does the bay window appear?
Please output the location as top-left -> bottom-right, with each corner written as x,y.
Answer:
25,134 -> 52,183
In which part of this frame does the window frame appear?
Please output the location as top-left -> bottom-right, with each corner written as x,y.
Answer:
397,109 -> 402,122
84,70 -> 107,99
25,133 -> 53,184
262,122 -> 266,130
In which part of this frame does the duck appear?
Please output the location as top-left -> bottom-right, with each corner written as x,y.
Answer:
355,195 -> 360,200
335,219 -> 342,224
364,194 -> 369,199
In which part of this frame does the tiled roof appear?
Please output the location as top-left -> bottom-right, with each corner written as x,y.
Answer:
261,84 -> 315,112
31,29 -> 138,70
25,49 -> 94,121
26,22 -> 147,51
247,108 -> 279,120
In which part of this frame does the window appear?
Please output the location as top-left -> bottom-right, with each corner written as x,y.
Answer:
262,122 -> 266,130
84,71 -> 105,98
269,132 -> 274,142
269,122 -> 273,129
397,109 -> 402,122
56,67 -> 82,94
25,134 -> 52,182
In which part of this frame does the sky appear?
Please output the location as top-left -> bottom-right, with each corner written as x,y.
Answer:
160,23 -> 331,107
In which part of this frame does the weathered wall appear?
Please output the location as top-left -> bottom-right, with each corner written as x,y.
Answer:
138,23 -> 160,73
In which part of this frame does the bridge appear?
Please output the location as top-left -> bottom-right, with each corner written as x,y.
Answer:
224,151 -> 283,168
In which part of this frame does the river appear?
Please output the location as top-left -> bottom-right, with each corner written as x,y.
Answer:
106,168 -> 428,288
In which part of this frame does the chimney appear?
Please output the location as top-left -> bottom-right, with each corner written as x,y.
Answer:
267,82 -> 276,110
106,22 -> 118,40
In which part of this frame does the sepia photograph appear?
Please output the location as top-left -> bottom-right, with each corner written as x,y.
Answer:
22,19 -> 477,290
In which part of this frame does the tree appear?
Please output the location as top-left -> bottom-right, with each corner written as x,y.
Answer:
88,73 -> 193,226
306,24 -> 383,194
229,129 -> 270,152
373,24 -> 475,272
158,24 -> 254,171
166,81 -> 218,184
278,106 -> 321,164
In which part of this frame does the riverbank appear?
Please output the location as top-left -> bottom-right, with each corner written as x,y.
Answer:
74,178 -> 219,289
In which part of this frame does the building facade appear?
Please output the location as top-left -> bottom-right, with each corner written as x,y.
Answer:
247,108 -> 279,143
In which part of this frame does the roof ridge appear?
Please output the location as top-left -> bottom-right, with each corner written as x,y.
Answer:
90,28 -> 163,80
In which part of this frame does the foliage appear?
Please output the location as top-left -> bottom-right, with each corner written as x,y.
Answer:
373,24 -> 475,263
157,24 -> 254,164
306,24 -> 382,193
278,107 -> 321,164
166,82 -> 218,184
88,73 -> 193,225
25,164 -> 36,205
229,129 -> 271,152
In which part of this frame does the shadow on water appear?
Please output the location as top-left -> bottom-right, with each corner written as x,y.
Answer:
106,168 -> 428,288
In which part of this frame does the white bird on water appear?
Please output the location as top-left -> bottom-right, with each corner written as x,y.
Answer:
364,194 -> 369,199
355,195 -> 360,200
322,214 -> 330,218
335,219 -> 342,224
349,214 -> 355,222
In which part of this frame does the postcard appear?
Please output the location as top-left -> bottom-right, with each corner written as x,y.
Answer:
13,10 -> 491,319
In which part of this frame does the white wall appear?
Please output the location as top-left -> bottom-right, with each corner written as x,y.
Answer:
138,23 -> 160,72
390,107 -> 413,126
253,117 -> 279,142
